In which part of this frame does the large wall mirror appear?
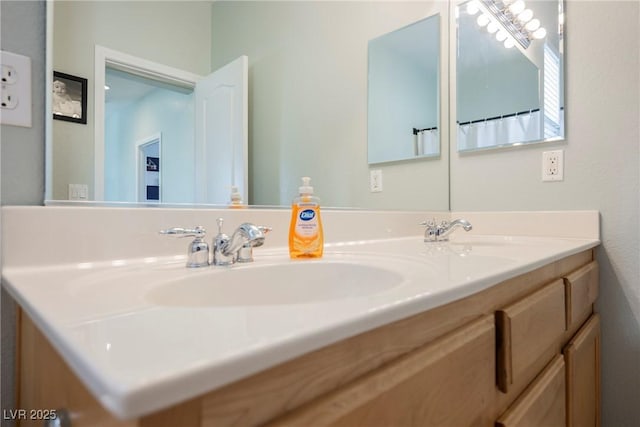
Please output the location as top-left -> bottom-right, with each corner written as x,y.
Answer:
368,14 -> 441,164
47,1 -> 450,211
454,0 -> 564,152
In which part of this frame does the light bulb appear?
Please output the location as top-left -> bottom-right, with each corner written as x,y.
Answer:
105,85 -> 110,91
496,30 -> 508,42
525,18 -> 541,31
502,0 -> 514,5
518,9 -> 534,23
533,27 -> 547,39
504,38 -> 516,48
487,21 -> 499,34
477,14 -> 490,27
466,1 -> 479,15
509,0 -> 526,15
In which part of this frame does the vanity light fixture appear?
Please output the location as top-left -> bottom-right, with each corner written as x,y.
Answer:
517,9 -> 534,23
468,0 -> 548,50
476,13 -> 490,27
532,27 -> 547,39
525,18 -> 541,31
508,0 -> 526,15
466,1 -> 480,15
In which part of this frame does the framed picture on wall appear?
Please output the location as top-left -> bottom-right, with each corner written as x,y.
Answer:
52,71 -> 87,124
146,157 -> 160,172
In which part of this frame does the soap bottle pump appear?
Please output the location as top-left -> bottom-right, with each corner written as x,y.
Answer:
288,177 -> 324,258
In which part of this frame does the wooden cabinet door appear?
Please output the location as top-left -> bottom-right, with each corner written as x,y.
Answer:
496,355 -> 566,427
564,314 -> 601,427
266,316 -> 496,427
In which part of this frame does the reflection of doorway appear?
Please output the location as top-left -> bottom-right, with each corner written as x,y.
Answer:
136,135 -> 161,202
95,46 -> 248,204
96,46 -> 200,202
104,66 -> 194,203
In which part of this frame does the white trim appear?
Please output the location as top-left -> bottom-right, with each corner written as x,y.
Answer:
93,46 -> 202,200
135,133 -> 162,203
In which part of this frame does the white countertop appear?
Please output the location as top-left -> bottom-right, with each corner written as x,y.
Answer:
2,234 -> 599,419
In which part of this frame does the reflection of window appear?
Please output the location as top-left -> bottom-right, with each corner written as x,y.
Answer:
543,43 -> 561,138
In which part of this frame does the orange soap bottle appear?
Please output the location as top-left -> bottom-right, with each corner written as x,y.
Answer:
289,177 -> 323,258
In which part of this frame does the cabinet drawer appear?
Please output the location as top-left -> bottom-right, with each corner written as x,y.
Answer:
564,262 -> 599,329
496,355 -> 566,427
267,316 -> 496,427
496,280 -> 565,393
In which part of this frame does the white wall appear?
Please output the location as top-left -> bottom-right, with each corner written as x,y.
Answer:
211,1 -> 450,210
0,0 -> 46,419
52,1 -> 212,200
1,1 -> 45,205
457,58 -> 540,122
368,44 -> 438,162
451,1 -> 640,425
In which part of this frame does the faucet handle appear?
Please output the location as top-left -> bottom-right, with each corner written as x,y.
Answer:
419,218 -> 437,227
160,226 -> 209,268
236,225 -> 273,263
258,225 -> 273,234
420,219 -> 443,242
159,226 -> 206,238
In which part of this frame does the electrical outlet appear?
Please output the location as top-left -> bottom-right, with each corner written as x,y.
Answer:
1,64 -> 18,84
370,169 -> 383,192
1,84 -> 18,109
0,50 -> 32,127
542,150 -> 564,181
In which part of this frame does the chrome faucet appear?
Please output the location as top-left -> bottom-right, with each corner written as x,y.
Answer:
159,226 -> 209,268
213,218 -> 272,265
420,219 -> 472,242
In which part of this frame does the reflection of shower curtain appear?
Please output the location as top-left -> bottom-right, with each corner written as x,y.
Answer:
458,110 -> 542,150
414,129 -> 439,156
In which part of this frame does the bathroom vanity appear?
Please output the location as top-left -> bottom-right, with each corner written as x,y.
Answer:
2,208 -> 600,427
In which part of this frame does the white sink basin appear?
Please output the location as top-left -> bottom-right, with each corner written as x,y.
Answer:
145,261 -> 403,307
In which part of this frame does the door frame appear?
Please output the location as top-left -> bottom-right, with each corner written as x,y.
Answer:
135,133 -> 162,203
93,45 -> 201,200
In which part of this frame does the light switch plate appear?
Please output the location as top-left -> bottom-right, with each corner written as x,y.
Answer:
369,169 -> 383,192
69,184 -> 89,200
